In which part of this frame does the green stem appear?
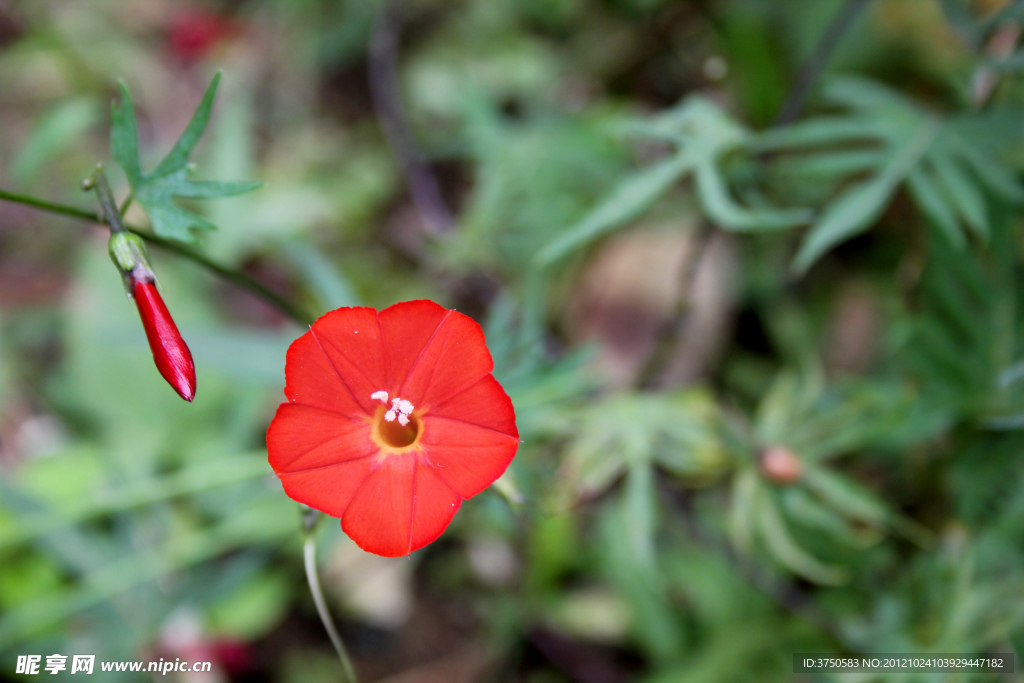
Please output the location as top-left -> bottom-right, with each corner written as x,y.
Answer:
635,221 -> 713,390
773,0 -> 874,126
0,187 -> 98,222
84,165 -> 127,233
142,232 -> 315,326
0,186 -> 314,326
303,508 -> 358,683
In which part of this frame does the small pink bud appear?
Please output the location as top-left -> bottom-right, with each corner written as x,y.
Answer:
759,445 -> 803,485
132,279 -> 196,402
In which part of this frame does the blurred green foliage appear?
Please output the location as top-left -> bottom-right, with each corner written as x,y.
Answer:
111,73 -> 262,243
3,0 -> 1024,681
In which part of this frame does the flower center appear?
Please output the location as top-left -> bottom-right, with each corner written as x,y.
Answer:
371,391 -> 420,448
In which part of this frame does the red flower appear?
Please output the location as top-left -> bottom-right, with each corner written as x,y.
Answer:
266,300 -> 519,557
166,8 -> 239,63
133,279 -> 197,402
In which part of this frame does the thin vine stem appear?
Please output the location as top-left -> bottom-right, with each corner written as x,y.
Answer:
635,221 -> 714,390
0,186 -> 314,326
0,187 -> 98,222
302,508 -> 358,683
82,166 -> 126,233
369,0 -> 454,235
773,0 -> 874,126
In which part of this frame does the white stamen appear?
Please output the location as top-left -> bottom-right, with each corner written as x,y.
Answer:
381,394 -> 415,425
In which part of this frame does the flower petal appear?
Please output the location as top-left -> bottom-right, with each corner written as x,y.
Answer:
379,300 -> 494,409
284,307 -> 388,415
341,453 -> 461,556
342,454 -> 415,556
420,375 -> 519,498
426,374 -> 518,437
422,441 -> 517,499
410,464 -> 463,551
277,458 -> 375,519
133,280 -> 196,402
377,301 -> 448,391
268,403 -> 378,518
267,403 -> 373,473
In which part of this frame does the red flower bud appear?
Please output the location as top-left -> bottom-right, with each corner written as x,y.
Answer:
133,279 -> 196,402
167,8 -> 238,63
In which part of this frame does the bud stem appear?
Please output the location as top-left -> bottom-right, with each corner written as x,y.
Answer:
85,165 -> 128,234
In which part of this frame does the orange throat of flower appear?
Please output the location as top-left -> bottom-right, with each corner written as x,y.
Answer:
369,391 -> 422,451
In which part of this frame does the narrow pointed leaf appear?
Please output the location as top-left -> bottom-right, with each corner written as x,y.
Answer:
536,154 -> 691,266
152,72 -> 222,178
792,175 -> 898,273
160,178 -> 263,198
694,158 -> 811,231
824,77 -> 917,115
774,149 -> 886,178
757,491 -> 848,585
110,81 -> 142,184
906,166 -> 966,248
109,72 -> 261,243
752,117 -> 883,151
624,464 -> 657,570
793,121 -> 939,273
780,488 -> 875,548
802,466 -> 933,547
946,131 -> 1024,203
11,98 -> 100,183
729,469 -> 759,553
930,148 -> 989,240
138,201 -> 218,237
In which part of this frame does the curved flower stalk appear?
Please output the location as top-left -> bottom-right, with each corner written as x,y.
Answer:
267,300 -> 520,557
